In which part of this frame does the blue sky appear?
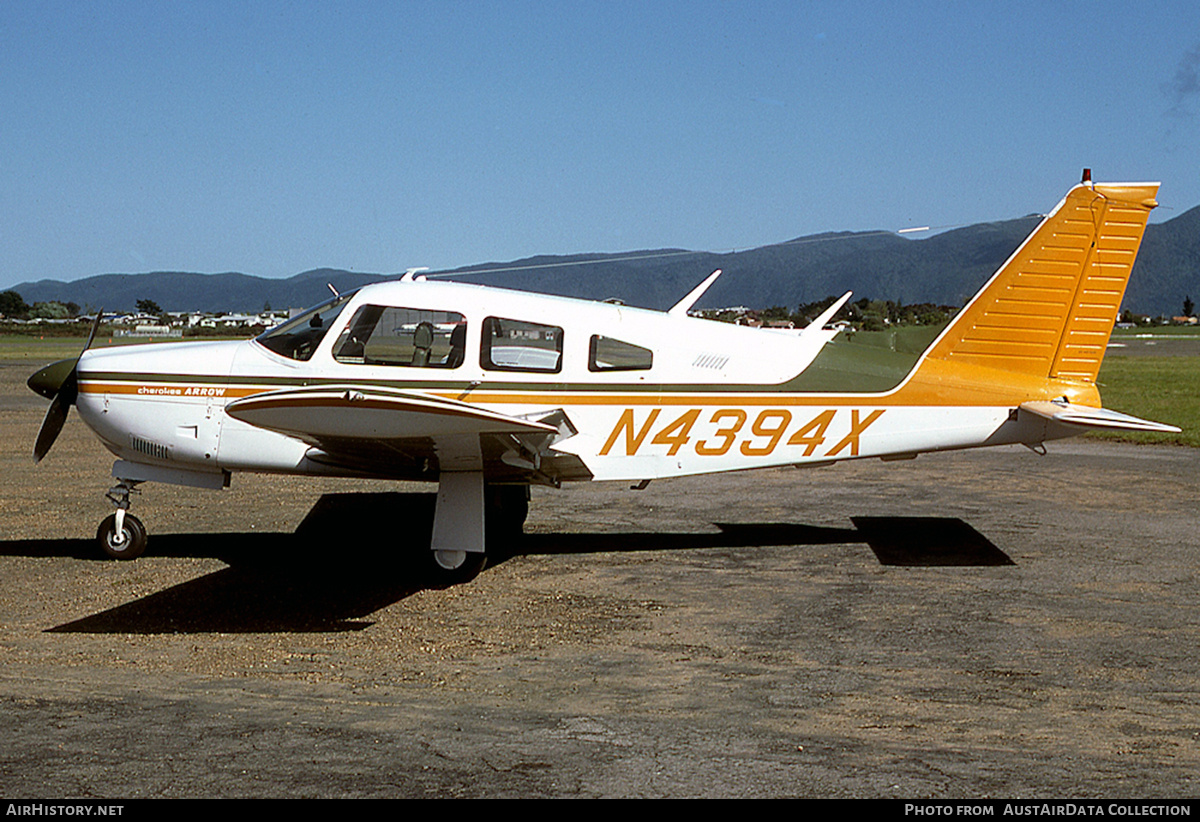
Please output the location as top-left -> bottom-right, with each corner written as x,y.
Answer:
3,1 -> 1199,289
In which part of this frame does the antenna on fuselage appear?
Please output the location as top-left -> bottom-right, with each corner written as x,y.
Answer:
809,291 -> 853,330
668,269 -> 723,317
327,283 -> 339,297
401,267 -> 430,283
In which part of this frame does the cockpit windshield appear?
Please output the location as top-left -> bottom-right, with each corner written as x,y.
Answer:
254,290 -> 358,361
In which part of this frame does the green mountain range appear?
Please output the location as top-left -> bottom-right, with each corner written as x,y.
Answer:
12,203 -> 1200,317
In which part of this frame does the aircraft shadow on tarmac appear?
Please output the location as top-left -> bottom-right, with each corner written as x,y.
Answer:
5,492 -> 1011,635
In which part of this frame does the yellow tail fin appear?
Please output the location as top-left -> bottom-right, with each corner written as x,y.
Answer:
925,181 -> 1158,383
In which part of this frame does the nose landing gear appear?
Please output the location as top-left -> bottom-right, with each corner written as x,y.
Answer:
97,480 -> 146,560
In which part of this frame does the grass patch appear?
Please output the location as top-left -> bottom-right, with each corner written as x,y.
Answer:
1088,355 -> 1200,447
0,334 -> 248,363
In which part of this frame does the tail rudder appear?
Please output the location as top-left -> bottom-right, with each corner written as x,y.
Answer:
924,179 -> 1159,384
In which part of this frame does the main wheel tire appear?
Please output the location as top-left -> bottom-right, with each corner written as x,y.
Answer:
97,513 -> 147,560
425,549 -> 487,588
485,484 -> 529,554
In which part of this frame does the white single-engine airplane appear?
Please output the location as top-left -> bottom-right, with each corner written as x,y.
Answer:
28,176 -> 1178,580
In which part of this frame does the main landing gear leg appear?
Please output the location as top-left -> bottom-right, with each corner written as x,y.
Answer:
427,471 -> 487,585
424,477 -> 531,587
97,480 -> 147,560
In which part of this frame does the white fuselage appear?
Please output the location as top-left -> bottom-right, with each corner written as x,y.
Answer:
73,279 -> 1059,488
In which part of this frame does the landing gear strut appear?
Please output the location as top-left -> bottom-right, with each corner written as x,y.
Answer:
97,480 -> 147,560
424,481 -> 529,587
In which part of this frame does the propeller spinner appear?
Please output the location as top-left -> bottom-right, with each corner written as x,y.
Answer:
28,312 -> 103,463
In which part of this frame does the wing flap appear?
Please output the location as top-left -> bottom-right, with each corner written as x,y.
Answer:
226,385 -> 559,442
225,386 -> 586,483
1020,401 -> 1180,433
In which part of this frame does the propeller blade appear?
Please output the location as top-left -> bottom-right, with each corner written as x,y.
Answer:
33,392 -> 69,463
29,310 -> 102,463
27,358 -> 76,400
82,310 -> 103,352
26,312 -> 103,399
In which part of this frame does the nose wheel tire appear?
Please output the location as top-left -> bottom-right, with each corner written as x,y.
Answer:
97,513 -> 147,560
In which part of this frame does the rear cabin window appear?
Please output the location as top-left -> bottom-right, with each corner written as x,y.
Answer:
332,306 -> 467,368
589,335 -> 653,372
481,317 -> 563,373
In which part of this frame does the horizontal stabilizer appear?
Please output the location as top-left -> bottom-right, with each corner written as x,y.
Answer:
1020,401 -> 1180,433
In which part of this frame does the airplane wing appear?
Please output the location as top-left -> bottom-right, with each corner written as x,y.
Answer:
1019,401 -> 1180,433
225,386 -> 591,483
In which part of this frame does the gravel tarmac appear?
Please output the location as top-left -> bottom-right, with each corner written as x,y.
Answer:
0,361 -> 1198,798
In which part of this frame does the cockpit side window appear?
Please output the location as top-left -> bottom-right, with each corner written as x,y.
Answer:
589,335 -> 653,372
255,292 -> 356,361
332,306 -> 467,368
481,317 -> 563,373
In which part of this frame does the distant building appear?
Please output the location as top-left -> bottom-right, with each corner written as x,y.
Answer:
115,324 -> 182,338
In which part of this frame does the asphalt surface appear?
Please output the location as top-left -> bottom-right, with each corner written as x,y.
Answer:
1,361 -> 1198,798
1106,335 -> 1200,357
